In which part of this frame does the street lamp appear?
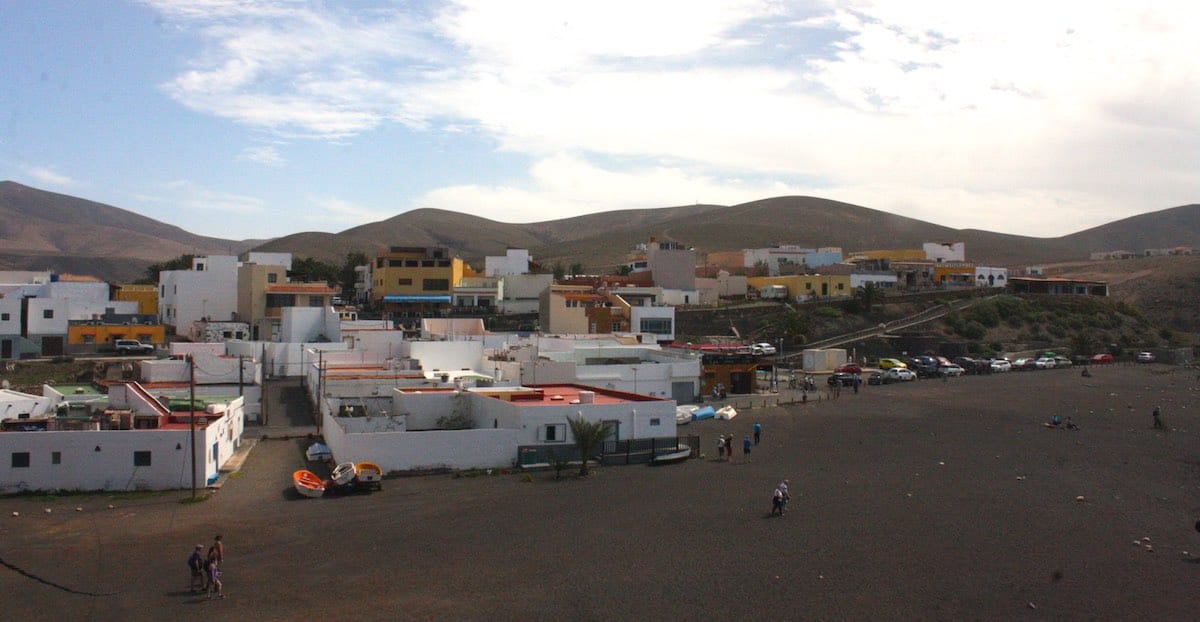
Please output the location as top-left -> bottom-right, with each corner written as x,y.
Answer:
632,366 -> 638,395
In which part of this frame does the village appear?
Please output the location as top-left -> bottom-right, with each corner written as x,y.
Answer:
2,235 -> 1192,495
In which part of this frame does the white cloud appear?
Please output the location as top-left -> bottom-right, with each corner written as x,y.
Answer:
147,1 -> 1200,236
24,165 -> 75,187
237,145 -> 284,166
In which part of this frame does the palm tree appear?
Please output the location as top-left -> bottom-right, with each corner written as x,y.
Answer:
566,413 -> 612,477
853,282 -> 882,312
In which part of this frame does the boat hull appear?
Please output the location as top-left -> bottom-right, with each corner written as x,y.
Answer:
293,470 -> 325,498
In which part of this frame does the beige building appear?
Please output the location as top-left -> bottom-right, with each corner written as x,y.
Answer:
237,262 -> 336,341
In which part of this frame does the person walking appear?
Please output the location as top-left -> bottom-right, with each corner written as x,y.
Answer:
205,547 -> 224,599
1153,405 -> 1164,429
725,436 -> 734,462
771,486 -> 785,516
717,435 -> 726,460
187,544 -> 206,593
777,479 -> 790,515
852,374 -> 861,394
753,422 -> 762,445
742,436 -> 752,462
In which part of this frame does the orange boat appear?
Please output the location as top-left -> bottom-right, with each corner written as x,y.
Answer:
292,469 -> 325,498
355,462 -> 383,484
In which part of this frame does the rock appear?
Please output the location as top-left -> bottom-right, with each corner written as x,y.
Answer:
75,507 -> 82,512
938,461 -> 945,466
107,504 -> 114,509
1028,602 -> 1037,610
1142,536 -> 1151,542
1145,545 -> 1154,552
44,508 -> 51,514
10,511 -> 17,517
1075,495 -> 1086,502
1016,476 -> 1026,480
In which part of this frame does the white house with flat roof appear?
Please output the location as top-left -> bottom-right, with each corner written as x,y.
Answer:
0,382 -> 244,493
321,383 -> 676,472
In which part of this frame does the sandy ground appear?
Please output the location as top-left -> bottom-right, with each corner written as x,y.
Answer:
2,364 -> 1198,621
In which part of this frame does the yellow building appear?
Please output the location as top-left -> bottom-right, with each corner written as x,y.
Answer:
68,322 -> 165,350
112,284 -> 158,315
747,274 -> 852,300
371,247 -> 467,311
849,249 -> 926,262
238,262 -> 336,340
933,262 -> 977,287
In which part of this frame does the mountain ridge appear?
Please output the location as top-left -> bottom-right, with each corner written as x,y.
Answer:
2,180 -> 1197,281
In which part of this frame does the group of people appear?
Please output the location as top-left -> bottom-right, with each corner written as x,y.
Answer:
709,383 -> 728,400
771,479 -> 791,516
716,422 -> 762,463
187,535 -> 225,599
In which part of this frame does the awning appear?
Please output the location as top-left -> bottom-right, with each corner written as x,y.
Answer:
382,295 -> 451,303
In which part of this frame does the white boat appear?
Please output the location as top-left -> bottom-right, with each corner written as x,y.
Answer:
716,405 -> 738,420
305,442 -> 332,462
651,445 -> 692,465
331,461 -> 357,486
675,406 -> 696,425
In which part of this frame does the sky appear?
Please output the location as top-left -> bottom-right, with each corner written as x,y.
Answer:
1,1 -> 1197,241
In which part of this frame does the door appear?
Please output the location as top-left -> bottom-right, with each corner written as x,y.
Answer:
602,420 -> 620,442
1,339 -> 11,359
671,381 -> 694,403
41,336 -> 64,356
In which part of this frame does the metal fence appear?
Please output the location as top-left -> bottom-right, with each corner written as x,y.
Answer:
515,435 -> 700,468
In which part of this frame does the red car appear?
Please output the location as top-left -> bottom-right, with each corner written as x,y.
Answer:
835,363 -> 862,374
1090,353 -> 1115,364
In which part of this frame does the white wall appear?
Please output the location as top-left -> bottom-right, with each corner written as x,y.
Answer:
25,298 -> 69,335
140,354 -> 257,385
0,389 -> 55,420
974,266 -> 1009,287
405,340 -> 485,376
924,242 -> 966,262
44,281 -> 110,302
0,296 -> 21,334
850,273 -> 899,288
485,249 -> 531,277
0,397 -> 243,493
280,306 -> 340,343
323,415 -> 524,471
69,301 -> 140,320
159,255 -> 239,330
243,252 -> 292,269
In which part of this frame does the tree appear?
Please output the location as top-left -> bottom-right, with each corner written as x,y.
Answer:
615,264 -> 633,276
339,251 -> 368,298
566,414 -> 611,477
853,282 -> 882,312
136,254 -> 194,284
569,262 -> 583,276
552,262 -> 566,280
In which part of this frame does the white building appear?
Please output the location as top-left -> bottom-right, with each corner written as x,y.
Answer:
924,242 -> 966,262
498,273 -> 553,315
321,383 -> 677,473
850,272 -> 899,289
974,266 -> 1009,288
0,382 -> 245,493
159,255 -> 240,332
485,249 -> 532,277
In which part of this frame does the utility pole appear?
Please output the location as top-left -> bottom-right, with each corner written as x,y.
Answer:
188,355 -> 197,499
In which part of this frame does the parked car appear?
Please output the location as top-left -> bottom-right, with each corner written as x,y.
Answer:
1012,358 -> 1037,371
1034,357 -> 1056,369
953,357 -> 989,375
912,363 -> 942,378
114,339 -> 155,355
835,363 -> 862,374
1090,353 -> 1115,364
828,372 -> 856,387
883,367 -> 917,383
751,342 -> 777,356
938,364 -> 965,377
1136,351 -> 1155,363
1053,356 -> 1072,368
989,358 -> 1013,373
867,371 -> 884,386
879,358 -> 907,370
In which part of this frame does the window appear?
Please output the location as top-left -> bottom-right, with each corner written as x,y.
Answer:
11,452 -> 30,468
51,451 -> 61,465
541,423 -> 566,442
0,312 -> 8,321
421,260 -> 435,267
649,418 -> 661,426
640,318 -> 672,334
422,279 -> 449,291
397,278 -> 412,286
196,262 -> 205,271
837,283 -> 844,290
805,283 -> 812,290
82,334 -> 95,344
405,260 -> 419,267
133,451 -> 152,467
267,273 -> 278,283
43,309 -> 54,319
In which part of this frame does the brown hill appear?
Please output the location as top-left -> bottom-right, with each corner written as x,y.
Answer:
1058,204 -> 1200,252
257,196 -> 1094,270
0,181 -> 258,281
